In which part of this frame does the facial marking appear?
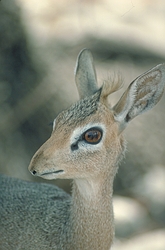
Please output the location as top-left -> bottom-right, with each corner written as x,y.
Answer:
53,119 -> 56,130
70,123 -> 106,151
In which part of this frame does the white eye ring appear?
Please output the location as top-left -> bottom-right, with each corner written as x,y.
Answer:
53,119 -> 56,130
70,123 -> 106,150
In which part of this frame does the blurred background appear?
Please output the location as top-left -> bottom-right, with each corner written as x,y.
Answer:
0,0 -> 165,249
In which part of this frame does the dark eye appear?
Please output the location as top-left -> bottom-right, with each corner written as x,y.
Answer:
83,128 -> 102,144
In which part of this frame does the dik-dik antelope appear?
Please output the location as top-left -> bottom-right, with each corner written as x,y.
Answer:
0,49 -> 165,250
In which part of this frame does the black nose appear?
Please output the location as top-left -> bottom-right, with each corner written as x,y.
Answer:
32,170 -> 37,175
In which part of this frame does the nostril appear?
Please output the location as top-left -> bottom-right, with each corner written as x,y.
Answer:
32,170 -> 37,175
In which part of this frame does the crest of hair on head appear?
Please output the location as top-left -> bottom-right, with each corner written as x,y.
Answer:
100,72 -> 124,106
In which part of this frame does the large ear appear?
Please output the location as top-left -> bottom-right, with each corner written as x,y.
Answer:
75,49 -> 98,99
113,64 -> 165,131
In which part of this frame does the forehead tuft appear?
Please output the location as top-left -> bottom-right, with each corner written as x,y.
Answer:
56,89 -> 101,128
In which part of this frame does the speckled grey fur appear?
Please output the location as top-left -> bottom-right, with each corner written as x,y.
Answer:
0,174 -> 71,250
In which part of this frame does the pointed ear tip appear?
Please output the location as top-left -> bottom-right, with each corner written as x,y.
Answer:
80,48 -> 91,53
148,63 -> 165,88
158,62 -> 165,68
78,48 -> 92,58
156,63 -> 165,73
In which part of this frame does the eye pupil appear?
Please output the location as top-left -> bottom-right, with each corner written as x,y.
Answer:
84,129 -> 102,144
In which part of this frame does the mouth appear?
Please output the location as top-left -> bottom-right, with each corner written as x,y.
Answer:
41,170 -> 64,176
40,170 -> 64,179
